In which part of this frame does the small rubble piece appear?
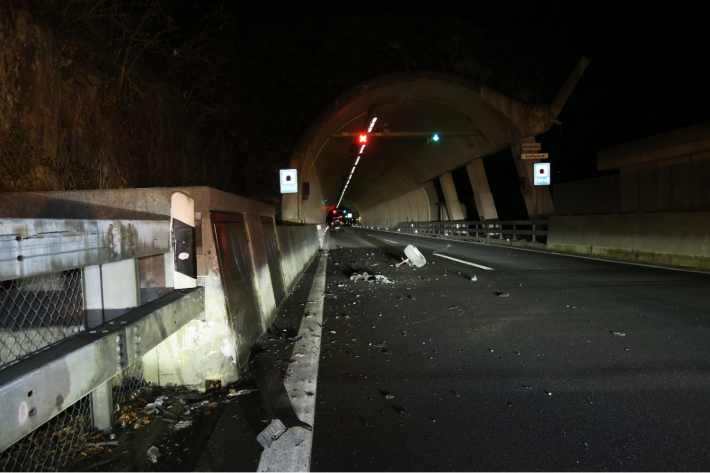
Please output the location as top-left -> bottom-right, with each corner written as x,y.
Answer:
611,332 -> 626,337
143,403 -> 156,413
350,272 -> 394,284
496,292 -> 510,298
471,276 -> 478,281
523,385 -> 533,390
450,390 -> 460,397
175,420 -> 193,430
566,305 -> 577,309
228,389 -> 259,397
154,396 -> 169,408
147,446 -> 160,463
257,419 -> 287,449
294,436 -> 304,447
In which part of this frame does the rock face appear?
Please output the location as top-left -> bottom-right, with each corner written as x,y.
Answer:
0,5 -> 575,217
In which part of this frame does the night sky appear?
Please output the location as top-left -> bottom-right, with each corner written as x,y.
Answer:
227,1 -> 709,185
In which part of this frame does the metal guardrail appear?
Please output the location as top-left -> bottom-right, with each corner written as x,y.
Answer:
0,286 -> 203,453
375,220 -> 549,243
0,194 -> 201,471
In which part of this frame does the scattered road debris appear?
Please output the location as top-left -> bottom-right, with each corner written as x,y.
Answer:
471,276 -> 478,281
350,272 -> 395,283
227,389 -> 259,397
396,245 -> 427,268
256,419 -> 287,449
611,331 -> 626,337
147,446 -> 160,463
566,305 -> 577,308
252,352 -> 312,448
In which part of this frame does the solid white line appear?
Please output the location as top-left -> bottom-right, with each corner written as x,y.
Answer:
432,251 -> 494,270
383,239 -> 398,244
257,250 -> 329,472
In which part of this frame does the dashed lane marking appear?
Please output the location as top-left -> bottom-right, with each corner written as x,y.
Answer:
383,239 -> 399,244
432,251 -> 494,270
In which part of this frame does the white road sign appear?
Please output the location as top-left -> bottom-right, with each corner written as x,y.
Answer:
534,163 -> 551,185
280,169 -> 298,193
521,153 -> 548,160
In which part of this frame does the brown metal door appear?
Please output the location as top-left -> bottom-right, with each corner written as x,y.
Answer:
261,216 -> 286,307
211,212 -> 261,363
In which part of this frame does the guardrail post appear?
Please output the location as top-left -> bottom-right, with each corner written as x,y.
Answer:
499,224 -> 503,240
513,224 -> 517,241
89,257 -> 140,434
532,224 -> 537,243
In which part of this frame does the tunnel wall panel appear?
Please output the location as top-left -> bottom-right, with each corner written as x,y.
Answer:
360,187 -> 434,227
548,212 -> 710,269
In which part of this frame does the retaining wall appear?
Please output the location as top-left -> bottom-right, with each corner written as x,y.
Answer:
548,212 -> 710,269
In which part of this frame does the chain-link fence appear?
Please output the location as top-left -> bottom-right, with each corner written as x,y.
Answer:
0,358 -> 147,472
1,270 -> 85,370
113,358 -> 148,406
0,394 -> 92,472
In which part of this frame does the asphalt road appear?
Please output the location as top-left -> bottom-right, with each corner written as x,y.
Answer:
305,227 -> 710,471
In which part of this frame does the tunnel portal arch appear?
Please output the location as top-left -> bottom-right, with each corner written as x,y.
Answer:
282,70 -> 558,226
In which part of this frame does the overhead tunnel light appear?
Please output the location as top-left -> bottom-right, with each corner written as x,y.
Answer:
355,156 -> 360,165
368,117 -> 378,132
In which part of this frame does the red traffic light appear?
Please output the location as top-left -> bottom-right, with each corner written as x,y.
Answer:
359,134 -> 367,144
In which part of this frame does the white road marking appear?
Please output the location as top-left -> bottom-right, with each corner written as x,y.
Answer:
257,249 -> 329,472
432,251 -> 494,270
383,239 -> 399,244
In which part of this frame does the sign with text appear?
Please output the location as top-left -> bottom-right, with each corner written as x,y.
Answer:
279,169 -> 298,193
521,153 -> 548,160
522,143 -> 542,152
534,163 -> 551,185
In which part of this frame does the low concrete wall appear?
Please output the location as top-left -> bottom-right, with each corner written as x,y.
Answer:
276,225 -> 320,294
548,212 -> 710,269
0,187 -> 320,389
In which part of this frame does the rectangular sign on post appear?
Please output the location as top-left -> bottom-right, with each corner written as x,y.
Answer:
280,169 -> 298,193
534,163 -> 551,185
521,153 -> 548,160
522,143 -> 542,152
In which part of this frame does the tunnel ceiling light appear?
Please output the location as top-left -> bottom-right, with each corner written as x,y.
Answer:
360,145 -> 365,153
355,156 -> 360,165
368,117 -> 378,132
351,166 -> 356,173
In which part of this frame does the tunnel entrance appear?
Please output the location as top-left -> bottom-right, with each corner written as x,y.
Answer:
282,70 -> 559,227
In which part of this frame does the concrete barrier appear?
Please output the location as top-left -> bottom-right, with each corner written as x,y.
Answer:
548,212 -> 710,269
0,187 -> 322,388
276,225 -> 320,295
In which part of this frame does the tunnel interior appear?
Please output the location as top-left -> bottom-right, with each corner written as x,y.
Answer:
290,73 -> 527,224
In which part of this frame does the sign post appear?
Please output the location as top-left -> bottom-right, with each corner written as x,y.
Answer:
279,169 -> 298,194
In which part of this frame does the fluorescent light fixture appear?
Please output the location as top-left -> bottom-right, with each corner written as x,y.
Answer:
351,166 -> 356,173
368,117 -> 378,132
360,145 -> 365,153
355,156 -> 360,165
